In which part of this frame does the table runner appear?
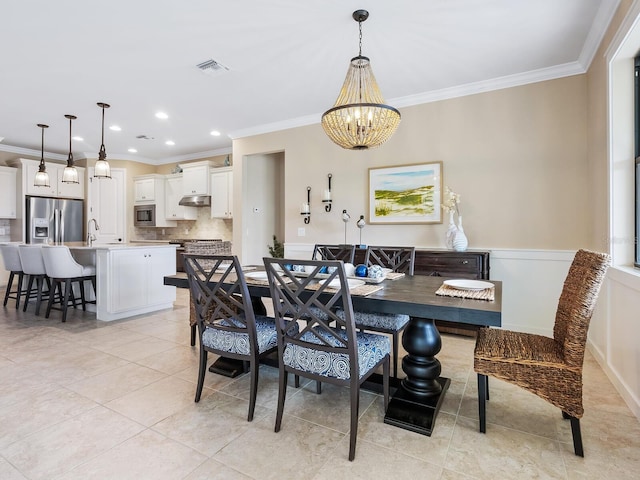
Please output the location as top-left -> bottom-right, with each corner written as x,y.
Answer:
435,283 -> 495,301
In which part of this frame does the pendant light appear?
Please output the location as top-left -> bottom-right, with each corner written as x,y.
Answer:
94,102 -> 111,178
62,114 -> 79,184
33,123 -> 50,187
321,9 -> 401,150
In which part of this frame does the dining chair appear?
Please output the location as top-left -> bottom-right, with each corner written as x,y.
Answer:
474,249 -> 611,457
184,254 -> 296,421
0,242 -> 27,309
312,244 -> 356,264
18,244 -> 51,315
339,245 -> 416,378
185,240 -> 232,346
41,245 -> 96,322
264,257 -> 390,461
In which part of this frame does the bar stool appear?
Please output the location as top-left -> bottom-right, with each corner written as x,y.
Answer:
18,244 -> 50,315
0,243 -> 27,309
41,245 -> 96,322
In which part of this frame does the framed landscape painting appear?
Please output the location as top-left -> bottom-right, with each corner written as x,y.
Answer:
368,162 -> 443,224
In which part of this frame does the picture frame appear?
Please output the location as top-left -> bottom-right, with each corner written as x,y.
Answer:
368,162 -> 443,224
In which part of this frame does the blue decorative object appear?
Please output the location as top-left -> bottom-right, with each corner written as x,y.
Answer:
283,264 -> 293,271
355,264 -> 368,277
319,266 -> 328,274
367,265 -> 384,279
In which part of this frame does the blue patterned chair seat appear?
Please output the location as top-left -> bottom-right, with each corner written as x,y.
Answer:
203,315 -> 298,355
283,328 -> 390,380
337,309 -> 410,331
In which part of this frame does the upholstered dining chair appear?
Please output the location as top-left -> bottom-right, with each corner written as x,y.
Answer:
264,257 -> 390,461
312,244 -> 356,264
474,249 -> 611,457
339,245 -> 416,378
41,245 -> 96,322
185,240 -> 233,346
18,244 -> 50,315
184,254 -> 296,421
0,242 -> 26,309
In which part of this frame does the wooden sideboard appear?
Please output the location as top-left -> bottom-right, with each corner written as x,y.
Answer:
353,248 -> 491,335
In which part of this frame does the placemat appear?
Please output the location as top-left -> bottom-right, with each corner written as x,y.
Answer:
304,282 -> 384,297
385,272 -> 405,281
435,283 -> 495,301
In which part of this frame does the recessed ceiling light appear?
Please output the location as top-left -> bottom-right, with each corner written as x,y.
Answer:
109,125 -> 121,131
72,136 -> 84,141
155,112 -> 169,120
165,140 -> 175,146
210,130 -> 221,136
128,148 -> 138,153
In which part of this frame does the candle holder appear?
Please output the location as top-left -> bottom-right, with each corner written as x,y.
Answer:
342,209 -> 350,244
322,173 -> 333,212
301,186 -> 311,224
357,215 -> 366,248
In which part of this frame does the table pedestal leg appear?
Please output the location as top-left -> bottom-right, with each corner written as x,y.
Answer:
383,316 -> 450,435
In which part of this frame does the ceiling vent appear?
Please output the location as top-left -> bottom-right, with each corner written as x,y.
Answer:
136,135 -> 154,140
196,59 -> 230,75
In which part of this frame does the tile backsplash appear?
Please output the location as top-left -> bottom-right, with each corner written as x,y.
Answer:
133,207 -> 232,241
0,219 -> 11,243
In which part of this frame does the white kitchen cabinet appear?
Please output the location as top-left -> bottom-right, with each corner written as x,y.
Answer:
87,168 -> 126,244
96,245 -> 176,320
132,174 -> 176,227
165,174 -> 197,220
20,159 -> 84,199
0,166 -> 17,218
210,168 -> 233,219
134,177 -> 155,202
180,160 -> 214,196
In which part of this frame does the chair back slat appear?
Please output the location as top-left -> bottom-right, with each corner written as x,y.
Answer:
365,246 -> 416,275
264,258 -> 358,375
184,254 -> 256,339
312,244 -> 356,264
553,249 -> 611,367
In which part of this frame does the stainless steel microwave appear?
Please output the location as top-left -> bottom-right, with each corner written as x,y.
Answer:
134,204 -> 156,226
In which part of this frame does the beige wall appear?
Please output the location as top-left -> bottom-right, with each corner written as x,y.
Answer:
233,75 -> 589,258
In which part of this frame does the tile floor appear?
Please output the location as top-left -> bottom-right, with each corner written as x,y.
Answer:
1,288 -> 639,479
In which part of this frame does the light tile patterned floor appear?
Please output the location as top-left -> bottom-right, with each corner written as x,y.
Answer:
0,288 -> 639,479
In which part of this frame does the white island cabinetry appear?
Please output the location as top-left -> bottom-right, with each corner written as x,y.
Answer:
95,244 -> 176,321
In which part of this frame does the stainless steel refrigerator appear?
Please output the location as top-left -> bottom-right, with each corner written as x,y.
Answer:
25,196 -> 84,244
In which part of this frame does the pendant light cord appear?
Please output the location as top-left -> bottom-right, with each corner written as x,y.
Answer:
67,116 -> 73,164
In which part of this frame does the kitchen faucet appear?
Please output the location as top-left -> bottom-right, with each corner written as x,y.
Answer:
87,218 -> 100,246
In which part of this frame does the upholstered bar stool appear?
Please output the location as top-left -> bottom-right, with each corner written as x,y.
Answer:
18,244 -> 50,315
0,243 -> 27,309
41,245 -> 96,322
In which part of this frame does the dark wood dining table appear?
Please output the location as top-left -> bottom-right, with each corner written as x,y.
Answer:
164,271 -> 502,436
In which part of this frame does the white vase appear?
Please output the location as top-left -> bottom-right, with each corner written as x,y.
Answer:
445,211 -> 457,250
452,215 -> 468,252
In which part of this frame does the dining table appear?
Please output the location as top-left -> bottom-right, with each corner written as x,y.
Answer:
164,270 -> 502,436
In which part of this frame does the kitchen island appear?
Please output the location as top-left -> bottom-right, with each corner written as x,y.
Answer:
68,243 -> 177,321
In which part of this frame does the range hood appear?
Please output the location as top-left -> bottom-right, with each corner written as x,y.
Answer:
179,195 -> 211,207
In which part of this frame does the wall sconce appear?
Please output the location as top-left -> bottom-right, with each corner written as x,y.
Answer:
301,186 -> 311,224
323,173 -> 332,212
342,209 -> 351,244
357,215 -> 366,248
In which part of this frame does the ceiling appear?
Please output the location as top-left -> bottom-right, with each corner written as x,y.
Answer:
0,0 -> 619,165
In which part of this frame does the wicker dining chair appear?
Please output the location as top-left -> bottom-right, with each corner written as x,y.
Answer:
474,249 -> 611,457
264,257 -> 390,461
312,244 -> 356,264
338,246 -> 416,378
184,254 -> 296,421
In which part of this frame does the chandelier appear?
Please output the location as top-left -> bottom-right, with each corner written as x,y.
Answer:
321,9 -> 401,150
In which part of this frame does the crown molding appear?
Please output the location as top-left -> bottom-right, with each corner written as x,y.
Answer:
153,147 -> 233,165
229,62 -> 587,140
578,0 -> 622,69
0,143 -> 67,161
